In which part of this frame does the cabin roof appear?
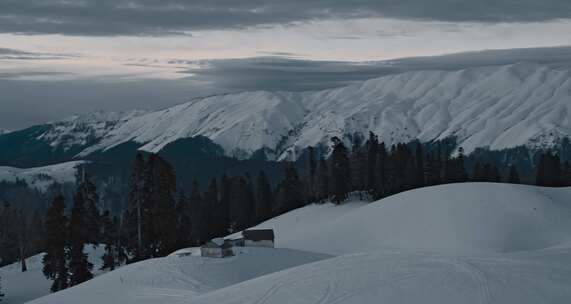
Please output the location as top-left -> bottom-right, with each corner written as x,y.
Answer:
242,229 -> 275,241
203,241 -> 233,249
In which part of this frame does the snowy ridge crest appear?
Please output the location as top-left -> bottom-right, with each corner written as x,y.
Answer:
27,61 -> 571,159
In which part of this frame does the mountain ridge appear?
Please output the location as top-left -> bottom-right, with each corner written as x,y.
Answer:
2,49 -> 571,162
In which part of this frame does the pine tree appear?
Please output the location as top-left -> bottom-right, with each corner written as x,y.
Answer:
562,161 -> 571,186
274,166 -> 304,214
366,132 -> 378,192
189,180 -> 204,245
316,158 -> 330,201
307,146 -> 317,201
100,210 -> 118,271
68,189 -> 94,286
42,195 -> 69,292
175,192 -> 192,248
415,143 -> 425,187
215,175 -> 231,236
203,179 -> 219,240
508,165 -> 521,184
330,137 -> 350,204
126,153 -> 146,261
255,171 -> 272,222
147,154 -> 178,256
350,134 -> 366,192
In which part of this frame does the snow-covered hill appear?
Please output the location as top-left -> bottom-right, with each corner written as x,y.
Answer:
242,183 -> 571,255
0,161 -> 85,191
26,248 -> 329,304
14,183 -> 571,304
4,48 -> 571,161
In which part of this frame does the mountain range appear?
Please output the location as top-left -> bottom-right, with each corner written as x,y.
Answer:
1,47 -> 571,168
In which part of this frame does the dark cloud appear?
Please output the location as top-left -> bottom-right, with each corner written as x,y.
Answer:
0,0 -> 570,36
183,46 -> 571,92
0,47 -> 77,60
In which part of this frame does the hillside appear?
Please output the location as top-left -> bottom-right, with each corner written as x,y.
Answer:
0,161 -> 84,192
1,47 -> 571,164
242,183 -> 571,255
25,248 -> 329,304
11,183 -> 571,304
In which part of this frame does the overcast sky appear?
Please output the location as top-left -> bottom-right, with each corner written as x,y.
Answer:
1,0 -> 571,130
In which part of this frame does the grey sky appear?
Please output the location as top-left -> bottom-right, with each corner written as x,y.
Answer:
0,1 -> 570,130
1,0 -> 571,36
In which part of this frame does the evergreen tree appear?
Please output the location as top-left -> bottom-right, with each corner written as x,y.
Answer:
203,179 -> 219,241
316,158 -> 330,201
175,192 -> 192,248
562,161 -> 571,186
147,154 -> 178,256
42,195 -> 69,292
508,165 -> 521,184
274,166 -> 304,214
68,189 -> 93,286
330,137 -> 350,204
100,210 -> 118,271
125,153 -> 147,261
307,146 -> 317,201
415,143 -> 425,187
366,132 -> 378,192
350,134 -> 366,192
214,175 -> 231,236
255,171 -> 272,222
189,180 -> 204,244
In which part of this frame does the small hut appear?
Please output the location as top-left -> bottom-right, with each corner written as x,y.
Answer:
200,238 -> 234,258
242,229 -> 275,248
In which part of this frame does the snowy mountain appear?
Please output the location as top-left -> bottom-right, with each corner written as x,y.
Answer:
13,64 -> 571,161
2,47 -> 571,163
0,161 -> 85,191
11,183 -> 571,304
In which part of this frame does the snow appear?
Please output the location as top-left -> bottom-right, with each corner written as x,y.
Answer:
0,246 -> 104,304
13,47 -> 569,160
0,161 -> 85,192
242,183 -> 571,255
7,183 -> 571,304
191,247 -> 571,304
26,248 -> 329,304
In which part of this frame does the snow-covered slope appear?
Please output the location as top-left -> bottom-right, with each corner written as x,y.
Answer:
239,183 -> 571,255
0,246 -> 104,304
6,49 -> 570,160
191,246 -> 571,304
0,161 -> 85,191
20,183 -> 571,304
27,248 -> 329,304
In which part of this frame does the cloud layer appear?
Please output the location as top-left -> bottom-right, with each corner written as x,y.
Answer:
1,0 -> 570,36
